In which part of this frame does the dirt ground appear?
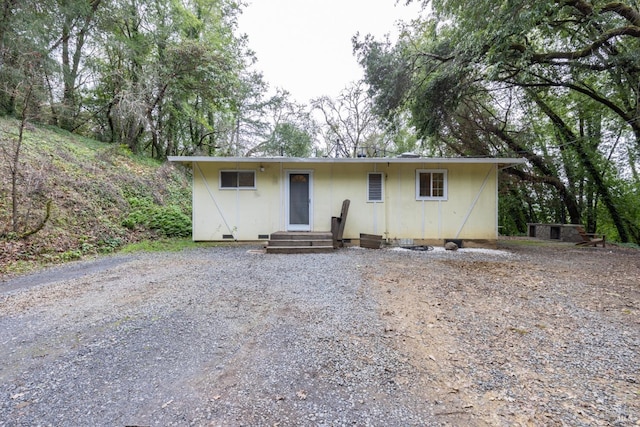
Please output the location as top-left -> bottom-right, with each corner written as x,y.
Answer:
366,240 -> 640,426
1,239 -> 638,426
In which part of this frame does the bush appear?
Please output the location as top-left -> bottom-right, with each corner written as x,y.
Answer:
122,197 -> 191,237
148,205 -> 192,237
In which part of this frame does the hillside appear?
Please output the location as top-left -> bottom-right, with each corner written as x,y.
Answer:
0,118 -> 192,276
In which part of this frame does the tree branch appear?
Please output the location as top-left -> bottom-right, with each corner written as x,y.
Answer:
511,25 -> 640,63
560,0 -> 640,25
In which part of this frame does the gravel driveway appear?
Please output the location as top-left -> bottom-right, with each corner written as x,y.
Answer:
0,242 -> 638,426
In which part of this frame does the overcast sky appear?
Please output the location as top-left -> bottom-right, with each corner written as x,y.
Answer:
237,0 -> 423,104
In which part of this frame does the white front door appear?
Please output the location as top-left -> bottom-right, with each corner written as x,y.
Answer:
286,171 -> 312,231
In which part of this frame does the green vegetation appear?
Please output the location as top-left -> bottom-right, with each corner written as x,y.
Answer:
122,196 -> 191,238
2,0 -> 640,262
0,117 -> 193,275
356,1 -> 640,244
0,0 -> 317,161
119,238 -> 218,254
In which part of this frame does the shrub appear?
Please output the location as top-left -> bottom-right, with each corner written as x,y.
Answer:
122,197 -> 191,237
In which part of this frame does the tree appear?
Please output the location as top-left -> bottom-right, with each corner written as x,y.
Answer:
244,89 -> 315,157
0,0 -> 54,118
357,0 -> 640,242
85,0 -> 250,157
44,0 -> 106,131
0,0 -> 259,159
1,53 -> 51,238
312,81 -> 386,158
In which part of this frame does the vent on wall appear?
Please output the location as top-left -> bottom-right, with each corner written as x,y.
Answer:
258,234 -> 269,239
222,234 -> 234,239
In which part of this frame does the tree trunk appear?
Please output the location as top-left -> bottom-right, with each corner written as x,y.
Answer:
533,95 -> 631,242
58,0 -> 102,131
487,123 -> 582,225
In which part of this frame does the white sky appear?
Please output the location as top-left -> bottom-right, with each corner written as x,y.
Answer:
237,0 -> 423,104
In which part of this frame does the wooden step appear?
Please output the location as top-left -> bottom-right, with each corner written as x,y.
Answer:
266,231 -> 335,254
266,245 -> 334,254
269,231 -> 332,241
267,239 -> 333,247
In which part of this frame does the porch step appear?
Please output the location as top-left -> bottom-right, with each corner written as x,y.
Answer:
269,231 -> 333,240
266,245 -> 334,254
266,231 -> 334,254
268,239 -> 334,247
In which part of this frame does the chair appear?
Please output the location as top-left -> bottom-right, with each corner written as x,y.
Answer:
575,226 -> 606,247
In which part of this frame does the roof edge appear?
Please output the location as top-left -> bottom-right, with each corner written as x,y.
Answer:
168,156 -> 526,166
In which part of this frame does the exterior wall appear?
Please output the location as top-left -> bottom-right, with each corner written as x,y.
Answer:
191,161 -> 280,241
191,160 -> 499,242
383,162 -> 498,241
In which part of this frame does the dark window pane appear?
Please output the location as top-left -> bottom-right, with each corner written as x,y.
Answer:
419,173 -> 431,197
221,171 -> 255,188
238,171 -> 255,187
289,174 -> 309,224
220,171 -> 237,188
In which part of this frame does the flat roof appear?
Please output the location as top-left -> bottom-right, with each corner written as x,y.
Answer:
168,156 -> 526,167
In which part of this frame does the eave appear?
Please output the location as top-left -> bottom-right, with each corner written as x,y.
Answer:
168,156 -> 526,168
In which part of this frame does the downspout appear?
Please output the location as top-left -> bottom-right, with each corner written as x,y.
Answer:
438,200 -> 443,240
437,163 -> 442,240
195,163 -> 236,239
495,164 -> 499,239
421,162 -> 426,240
373,163 -> 378,233
455,166 -> 493,239
422,200 -> 426,240
384,163 -> 389,243
280,161 -> 284,231
235,162 -> 240,239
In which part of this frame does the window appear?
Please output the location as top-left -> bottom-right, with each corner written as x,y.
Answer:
220,170 -> 256,189
367,172 -> 384,202
416,169 -> 447,200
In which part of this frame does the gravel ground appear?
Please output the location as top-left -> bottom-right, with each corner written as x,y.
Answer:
0,242 -> 638,426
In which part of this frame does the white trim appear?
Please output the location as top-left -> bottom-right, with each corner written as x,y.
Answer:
169,156 -> 526,166
415,169 -> 448,201
285,170 -> 313,231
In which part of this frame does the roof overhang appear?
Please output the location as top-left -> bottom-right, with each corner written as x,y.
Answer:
168,156 -> 526,168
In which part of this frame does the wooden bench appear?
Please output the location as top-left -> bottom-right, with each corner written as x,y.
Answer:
331,199 -> 350,248
575,226 -> 606,248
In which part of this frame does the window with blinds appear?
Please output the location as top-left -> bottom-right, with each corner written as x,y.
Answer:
367,172 -> 383,202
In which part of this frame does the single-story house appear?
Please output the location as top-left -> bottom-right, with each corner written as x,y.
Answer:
168,156 -> 525,247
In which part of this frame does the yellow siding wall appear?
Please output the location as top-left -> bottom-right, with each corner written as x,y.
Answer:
191,161 -> 498,241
